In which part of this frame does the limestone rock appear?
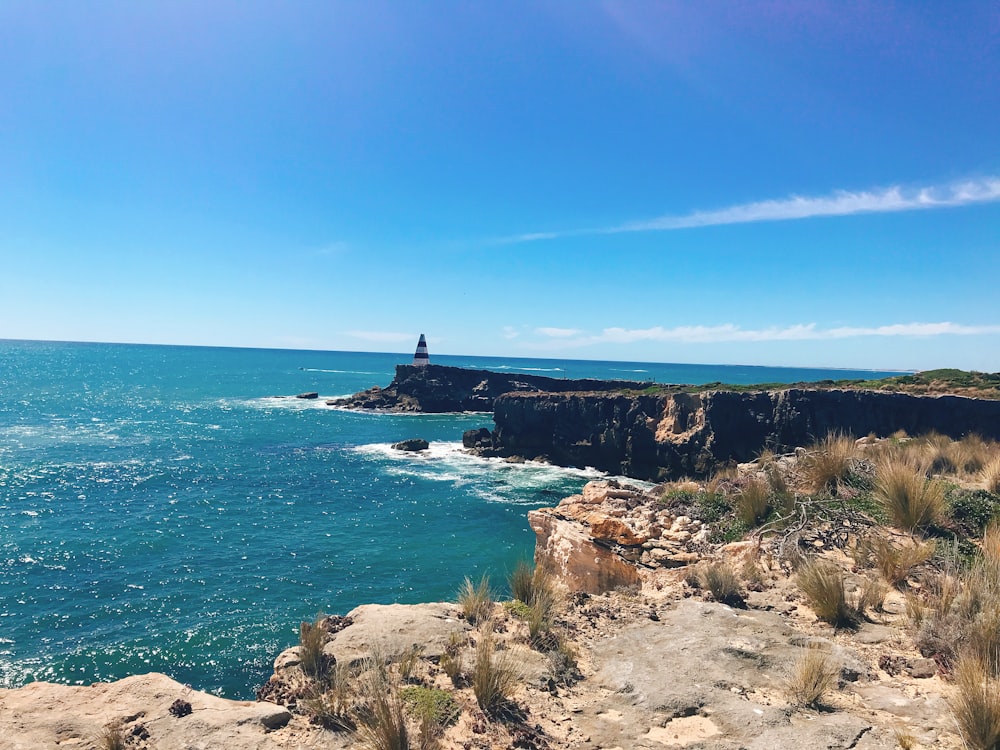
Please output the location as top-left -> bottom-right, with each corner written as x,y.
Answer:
529,509 -> 640,594
0,672 -> 295,750
322,602 -> 470,666
579,599 -> 893,749
589,517 -> 647,546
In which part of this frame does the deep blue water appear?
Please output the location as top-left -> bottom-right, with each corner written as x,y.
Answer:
0,341 -> 904,698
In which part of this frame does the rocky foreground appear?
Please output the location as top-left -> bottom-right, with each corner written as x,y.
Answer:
6,429 -> 998,750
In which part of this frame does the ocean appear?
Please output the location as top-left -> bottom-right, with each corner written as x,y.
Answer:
0,340 -> 905,698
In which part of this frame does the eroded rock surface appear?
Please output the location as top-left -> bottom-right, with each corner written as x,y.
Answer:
0,672 -> 295,750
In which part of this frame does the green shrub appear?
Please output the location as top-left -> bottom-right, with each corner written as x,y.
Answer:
948,488 -> 1000,536
401,685 -> 460,733
502,599 -> 532,619
694,489 -> 731,523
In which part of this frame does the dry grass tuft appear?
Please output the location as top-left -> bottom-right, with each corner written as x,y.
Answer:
856,534 -> 936,587
951,656 -> 1000,750
302,662 -> 354,731
299,613 -> 330,679
736,478 -> 772,527
698,561 -> 745,607
875,459 -> 946,532
507,562 -> 560,649
802,432 -> 858,493
913,529 -> 1000,672
458,575 -> 494,625
786,647 -> 839,708
796,559 -> 857,628
355,656 -> 409,750
981,457 -> 1000,495
439,631 -> 465,685
508,560 -> 536,605
855,573 -> 889,615
893,727 -> 917,749
98,722 -> 126,750
472,624 -> 520,716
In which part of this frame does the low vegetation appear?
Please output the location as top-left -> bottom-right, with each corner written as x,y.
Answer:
299,613 -> 330,679
786,647 -> 839,708
635,368 -> 1000,399
457,575 -> 494,625
697,561 -> 745,607
472,624 -> 520,716
97,722 -> 126,750
355,659 -> 409,750
802,432 -> 858,493
951,656 -> 1000,750
796,559 -> 858,628
874,459 -> 946,532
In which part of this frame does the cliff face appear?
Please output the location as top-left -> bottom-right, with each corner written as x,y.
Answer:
490,388 -> 1000,481
329,364 -> 651,412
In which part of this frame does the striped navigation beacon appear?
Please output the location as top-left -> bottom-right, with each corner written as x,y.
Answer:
412,334 -> 430,367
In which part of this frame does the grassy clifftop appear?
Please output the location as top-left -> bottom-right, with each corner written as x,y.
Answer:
636,368 -> 1000,399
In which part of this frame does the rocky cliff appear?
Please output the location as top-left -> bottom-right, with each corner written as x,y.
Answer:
328,364 -> 651,412
485,388 -> 1000,481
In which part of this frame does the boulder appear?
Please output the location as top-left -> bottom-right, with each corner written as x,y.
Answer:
322,602 -> 470,666
391,438 -> 429,452
295,392 -> 319,399
462,427 -> 494,450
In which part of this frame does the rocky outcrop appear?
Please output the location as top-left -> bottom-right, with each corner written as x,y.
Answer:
491,388 -> 1000,481
529,480 -> 709,594
0,672 -> 294,750
391,437 -> 429,451
328,364 -> 651,412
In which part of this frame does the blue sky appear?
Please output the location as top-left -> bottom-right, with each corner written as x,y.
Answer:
1,1 -> 998,371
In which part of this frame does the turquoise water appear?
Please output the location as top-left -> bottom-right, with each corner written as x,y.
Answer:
0,341 -> 904,698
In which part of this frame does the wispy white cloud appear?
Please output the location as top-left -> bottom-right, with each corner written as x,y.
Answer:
502,326 -> 520,340
345,330 -> 415,343
533,322 -> 1000,347
536,326 -> 584,338
314,241 -> 352,256
498,176 -> 1000,243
